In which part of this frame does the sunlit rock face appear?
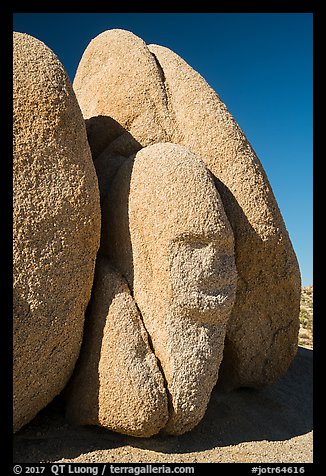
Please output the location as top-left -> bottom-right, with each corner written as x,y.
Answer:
13,32 -> 101,433
66,142 -> 237,436
106,143 -> 237,435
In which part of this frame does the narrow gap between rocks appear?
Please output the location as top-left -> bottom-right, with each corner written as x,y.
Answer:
133,299 -> 174,422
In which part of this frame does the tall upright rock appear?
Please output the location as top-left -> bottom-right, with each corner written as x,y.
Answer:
13,32 -> 101,432
105,143 -> 237,434
66,142 -> 237,436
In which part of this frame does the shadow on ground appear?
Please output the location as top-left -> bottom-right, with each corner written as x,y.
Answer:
13,346 -> 312,463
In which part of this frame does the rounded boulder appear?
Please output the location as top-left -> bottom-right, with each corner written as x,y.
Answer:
13,32 -> 101,432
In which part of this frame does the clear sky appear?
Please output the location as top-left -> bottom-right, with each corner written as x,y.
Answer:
13,13 -> 313,286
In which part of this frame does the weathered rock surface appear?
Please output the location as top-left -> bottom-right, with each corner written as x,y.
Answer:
74,29 -> 301,391
13,32 -> 101,433
148,44 -> 301,389
73,29 -> 172,158
105,143 -> 237,434
65,256 -> 169,437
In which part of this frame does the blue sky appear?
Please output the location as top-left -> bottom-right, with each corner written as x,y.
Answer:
13,13 -> 313,286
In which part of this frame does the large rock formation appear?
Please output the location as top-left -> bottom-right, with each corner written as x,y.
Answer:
66,142 -> 237,436
73,29 -> 301,390
14,27 -> 300,438
13,32 -> 101,432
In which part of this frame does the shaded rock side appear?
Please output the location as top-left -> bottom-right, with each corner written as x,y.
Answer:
74,29 -> 301,389
13,32 -> 101,432
65,256 -> 169,437
105,143 -> 237,435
